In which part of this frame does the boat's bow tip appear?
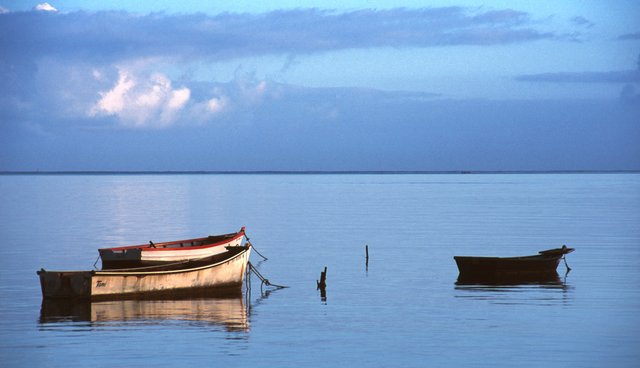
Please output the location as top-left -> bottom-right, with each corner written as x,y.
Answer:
538,245 -> 575,256
561,244 -> 575,254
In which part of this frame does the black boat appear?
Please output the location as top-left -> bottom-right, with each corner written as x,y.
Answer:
454,245 -> 574,277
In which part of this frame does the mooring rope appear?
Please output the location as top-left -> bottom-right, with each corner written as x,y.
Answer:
251,244 -> 269,261
93,254 -> 100,270
247,261 -> 288,289
245,236 -> 268,261
562,255 -> 572,271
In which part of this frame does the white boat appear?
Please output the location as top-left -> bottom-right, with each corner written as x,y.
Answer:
37,244 -> 251,301
98,227 -> 247,269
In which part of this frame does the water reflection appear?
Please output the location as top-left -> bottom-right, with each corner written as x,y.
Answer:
456,271 -> 567,287
39,294 -> 249,332
454,272 -> 573,305
99,177 -> 191,246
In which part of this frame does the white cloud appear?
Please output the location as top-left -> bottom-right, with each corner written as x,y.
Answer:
255,80 -> 267,94
168,88 -> 191,110
92,70 -> 136,115
86,66 -> 294,127
0,6 -> 9,14
161,87 -> 191,124
91,69 -> 192,128
206,96 -> 228,113
33,3 -> 57,12
135,73 -> 169,108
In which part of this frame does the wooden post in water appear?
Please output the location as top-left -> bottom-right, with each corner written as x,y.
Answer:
365,245 -> 369,269
317,266 -> 327,290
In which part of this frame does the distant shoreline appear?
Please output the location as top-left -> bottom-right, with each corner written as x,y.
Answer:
1,170 -> 639,176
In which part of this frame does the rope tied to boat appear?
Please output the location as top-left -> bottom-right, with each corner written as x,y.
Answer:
247,261 -> 288,289
93,254 -> 100,270
245,235 -> 268,261
561,244 -> 572,272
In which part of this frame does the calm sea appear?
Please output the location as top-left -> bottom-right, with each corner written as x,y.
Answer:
0,173 -> 639,367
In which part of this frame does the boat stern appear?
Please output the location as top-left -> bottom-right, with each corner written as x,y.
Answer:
37,269 -> 93,299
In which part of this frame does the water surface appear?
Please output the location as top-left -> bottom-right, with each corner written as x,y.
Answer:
0,173 -> 638,367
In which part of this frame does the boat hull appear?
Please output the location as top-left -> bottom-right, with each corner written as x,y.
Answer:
454,247 -> 574,277
454,255 -> 562,277
38,246 -> 251,301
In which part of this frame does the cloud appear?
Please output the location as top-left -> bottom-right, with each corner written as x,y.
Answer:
0,6 -> 561,129
0,6 -> 9,14
84,66 -> 444,129
517,53 -> 640,84
0,6 -> 556,128
280,54 -> 299,74
617,32 -> 640,40
570,16 -> 594,28
1,7 -> 555,65
206,96 -> 228,114
92,70 -> 135,115
86,65 -> 308,127
516,71 -> 640,83
91,69 -> 192,128
33,3 -> 57,12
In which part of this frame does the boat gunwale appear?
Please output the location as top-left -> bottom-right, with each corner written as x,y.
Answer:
453,246 -> 574,262
98,228 -> 245,252
454,254 -> 562,262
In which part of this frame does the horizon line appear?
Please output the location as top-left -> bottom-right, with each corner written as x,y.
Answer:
1,170 -> 639,175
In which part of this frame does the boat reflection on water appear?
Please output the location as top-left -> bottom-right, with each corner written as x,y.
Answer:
454,272 -> 572,305
39,292 -> 249,332
456,271 -> 566,287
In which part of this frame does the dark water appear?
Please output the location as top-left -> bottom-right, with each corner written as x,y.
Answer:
0,173 -> 639,367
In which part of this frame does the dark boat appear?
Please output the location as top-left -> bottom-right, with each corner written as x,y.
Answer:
454,245 -> 574,277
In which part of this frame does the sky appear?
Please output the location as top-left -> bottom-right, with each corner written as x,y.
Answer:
1,1 -> 639,171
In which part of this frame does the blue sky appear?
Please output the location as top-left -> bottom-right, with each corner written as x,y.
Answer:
1,1 -> 639,171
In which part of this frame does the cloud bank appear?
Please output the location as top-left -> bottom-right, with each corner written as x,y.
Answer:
3,96 -> 639,171
0,6 -> 561,127
1,5 -> 637,172
1,7 -> 554,64
516,53 -> 640,104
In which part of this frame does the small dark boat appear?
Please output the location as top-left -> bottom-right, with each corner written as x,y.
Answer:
454,245 -> 574,277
